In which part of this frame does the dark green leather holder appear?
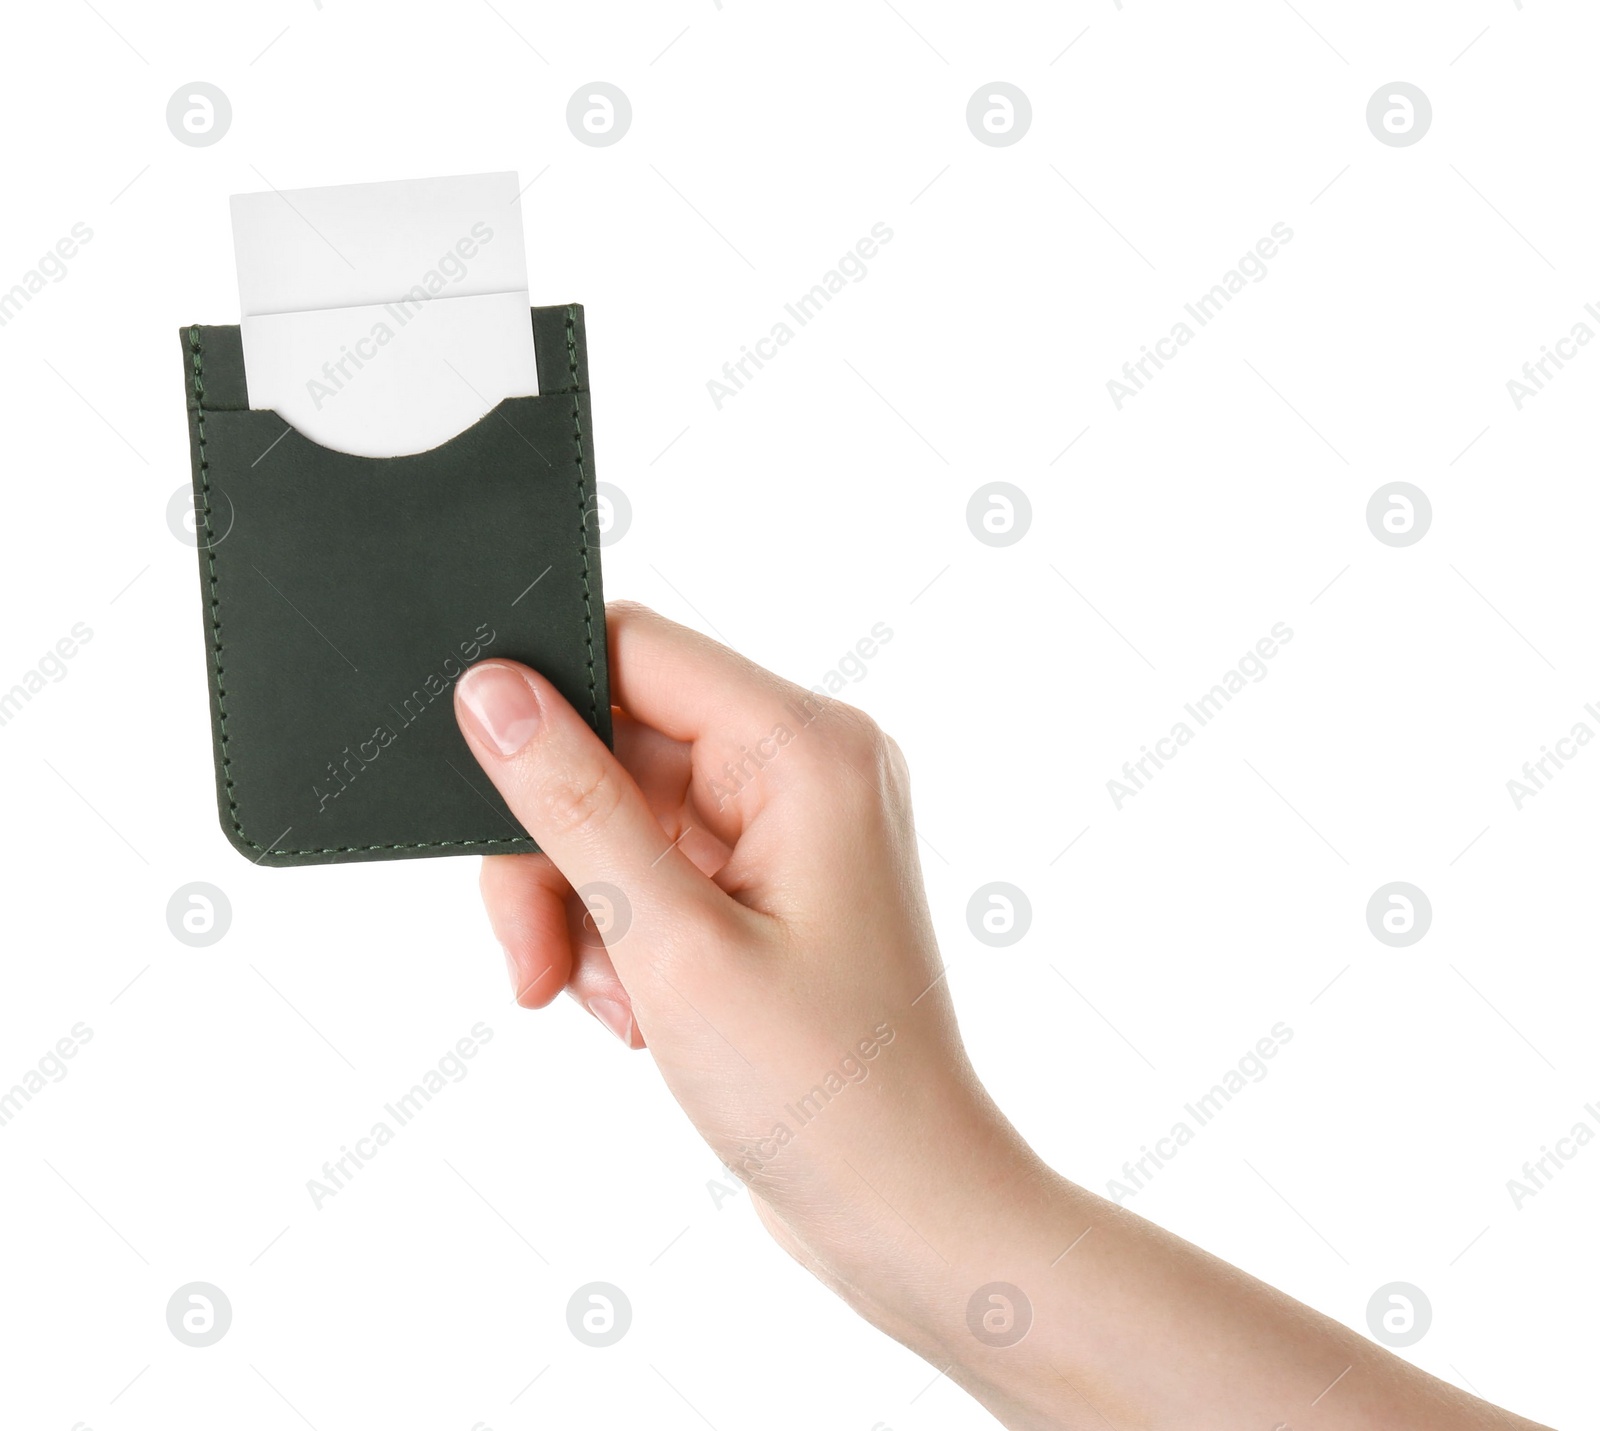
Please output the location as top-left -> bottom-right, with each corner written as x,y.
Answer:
178,304 -> 611,867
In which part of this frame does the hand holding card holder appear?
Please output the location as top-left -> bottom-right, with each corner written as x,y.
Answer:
178,303 -> 611,867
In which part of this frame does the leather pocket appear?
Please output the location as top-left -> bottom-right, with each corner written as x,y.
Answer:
177,305 -> 611,866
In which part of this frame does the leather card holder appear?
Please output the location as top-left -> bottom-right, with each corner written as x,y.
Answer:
177,303 -> 611,867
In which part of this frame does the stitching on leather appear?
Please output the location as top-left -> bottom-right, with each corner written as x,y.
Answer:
190,327 -> 241,838
190,326 -> 539,859
566,305 -> 600,726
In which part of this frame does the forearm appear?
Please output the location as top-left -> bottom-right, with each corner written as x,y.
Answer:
822,1114 -> 1550,1431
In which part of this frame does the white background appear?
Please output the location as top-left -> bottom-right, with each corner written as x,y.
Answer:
1,2 -> 1595,1428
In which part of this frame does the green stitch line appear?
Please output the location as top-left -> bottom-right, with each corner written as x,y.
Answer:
190,327 -> 241,837
190,326 -> 540,859
566,305 -> 600,726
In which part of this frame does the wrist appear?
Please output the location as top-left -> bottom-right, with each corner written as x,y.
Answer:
821,1092 -> 1069,1348
821,1099 -> 1098,1429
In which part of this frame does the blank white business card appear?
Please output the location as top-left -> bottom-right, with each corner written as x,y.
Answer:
230,172 -> 539,456
240,292 -> 540,460
231,172 -> 529,315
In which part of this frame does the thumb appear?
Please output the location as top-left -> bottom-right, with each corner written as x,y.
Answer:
453,660 -> 714,938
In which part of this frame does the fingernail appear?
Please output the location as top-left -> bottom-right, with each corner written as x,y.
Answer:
457,663 -> 541,756
587,996 -> 634,1046
501,942 -> 525,1000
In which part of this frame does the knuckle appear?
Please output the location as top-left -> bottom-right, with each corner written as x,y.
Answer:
822,704 -> 889,774
535,756 -> 626,840
793,704 -> 901,807
881,730 -> 911,787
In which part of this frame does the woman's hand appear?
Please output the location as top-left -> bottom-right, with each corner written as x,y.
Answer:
453,602 -> 1029,1328
454,601 -> 1550,1431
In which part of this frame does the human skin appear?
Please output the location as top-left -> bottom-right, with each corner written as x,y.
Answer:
452,601 -> 1550,1431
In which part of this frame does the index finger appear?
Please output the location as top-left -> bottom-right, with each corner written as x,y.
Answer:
607,601 -> 805,746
